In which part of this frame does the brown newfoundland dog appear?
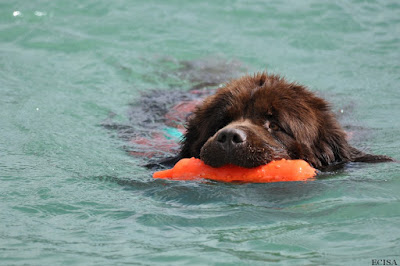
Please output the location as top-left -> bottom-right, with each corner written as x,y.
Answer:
179,73 -> 392,170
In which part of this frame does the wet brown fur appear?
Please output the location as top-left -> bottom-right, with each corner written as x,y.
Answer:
180,73 -> 392,170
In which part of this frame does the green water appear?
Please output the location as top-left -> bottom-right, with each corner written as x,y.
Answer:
1,1 -> 400,265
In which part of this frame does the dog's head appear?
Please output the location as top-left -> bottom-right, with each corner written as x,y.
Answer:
180,73 -> 392,169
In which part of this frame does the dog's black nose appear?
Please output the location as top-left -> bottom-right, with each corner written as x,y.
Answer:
216,128 -> 247,150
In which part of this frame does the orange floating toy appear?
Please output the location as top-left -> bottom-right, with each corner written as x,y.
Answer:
153,157 -> 317,183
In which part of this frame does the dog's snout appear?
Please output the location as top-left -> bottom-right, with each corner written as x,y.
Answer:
216,128 -> 247,150
200,122 -> 288,168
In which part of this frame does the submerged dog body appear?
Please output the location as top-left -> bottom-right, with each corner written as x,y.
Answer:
180,73 -> 392,170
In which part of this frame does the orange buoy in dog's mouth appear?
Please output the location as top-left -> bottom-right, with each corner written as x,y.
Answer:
153,157 -> 316,183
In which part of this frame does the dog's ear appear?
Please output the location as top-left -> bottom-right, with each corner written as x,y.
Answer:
288,126 -> 351,169
311,127 -> 354,169
180,100 -> 227,159
180,89 -> 235,159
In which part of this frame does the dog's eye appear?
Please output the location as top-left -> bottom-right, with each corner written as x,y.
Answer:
265,121 -> 280,131
269,122 -> 280,131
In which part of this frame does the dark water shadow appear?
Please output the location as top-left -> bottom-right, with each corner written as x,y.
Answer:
101,57 -> 246,166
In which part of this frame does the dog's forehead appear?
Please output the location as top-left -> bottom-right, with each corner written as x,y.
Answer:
217,75 -> 315,121
249,85 -> 289,116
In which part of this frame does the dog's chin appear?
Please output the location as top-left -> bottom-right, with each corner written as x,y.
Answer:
199,141 -> 284,169
200,154 -> 268,168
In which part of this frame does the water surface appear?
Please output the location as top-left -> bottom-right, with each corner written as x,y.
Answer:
1,1 -> 400,265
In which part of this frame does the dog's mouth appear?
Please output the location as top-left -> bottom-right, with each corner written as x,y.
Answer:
200,150 -> 271,168
200,146 -> 288,168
